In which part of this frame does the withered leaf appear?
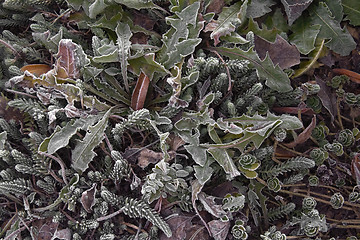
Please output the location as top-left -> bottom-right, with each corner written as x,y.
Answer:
80,183 -> 97,213
137,148 -> 163,169
254,35 -> 300,69
284,115 -> 316,148
315,76 -> 337,122
208,220 -> 230,240
20,64 -> 51,76
131,72 -> 150,110
351,153 -> 360,185
198,192 -> 227,218
206,0 -> 225,14
281,0 -> 313,25
160,214 -> 193,240
56,39 -> 80,79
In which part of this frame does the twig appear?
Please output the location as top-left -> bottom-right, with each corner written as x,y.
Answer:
5,89 -> 37,98
97,208 -> 123,222
38,152 -> 68,184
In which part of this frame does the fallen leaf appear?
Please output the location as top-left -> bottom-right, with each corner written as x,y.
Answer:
208,220 -> 230,240
31,218 -> 59,240
284,115 -> 316,148
315,76 -> 337,122
159,214 -> 193,240
137,148 -> 163,169
131,72 -> 150,110
56,39 -> 80,79
198,192 -> 227,218
206,0 -> 225,14
333,68 -> 360,84
20,64 -> 51,76
80,183 -> 97,213
254,34 -> 300,69
351,153 -> 360,185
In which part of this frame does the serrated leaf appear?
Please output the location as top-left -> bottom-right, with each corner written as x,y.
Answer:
342,0 -> 360,26
254,35 -> 300,69
204,0 -> 248,46
89,0 -> 108,19
159,2 -> 202,68
289,16 -> 321,55
280,0 -> 313,25
115,22 -> 132,92
207,148 -> 241,179
128,53 -> 169,79
309,2 -> 356,56
71,109 -> 111,173
245,18 -> 282,42
324,0 -> 343,22
293,39 -> 325,78
213,46 -> 292,92
246,0 -> 276,18
113,0 -> 165,11
39,116 -> 100,154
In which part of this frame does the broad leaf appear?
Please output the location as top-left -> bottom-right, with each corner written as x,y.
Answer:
280,0 -> 313,25
128,53 -> 169,79
184,145 -> 208,167
323,0 -> 343,22
204,0 -> 248,46
309,2 -> 356,56
289,16 -> 321,55
39,115 -> 100,154
113,0 -> 165,11
194,157 -> 215,185
71,109 -> 111,173
342,0 -> 360,26
213,46 -> 292,92
245,18 -> 281,42
254,35 -> 300,69
89,0 -> 108,19
246,0 -> 276,19
293,39 -> 325,78
207,148 -> 241,179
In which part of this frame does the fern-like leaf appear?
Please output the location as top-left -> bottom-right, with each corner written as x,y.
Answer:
268,203 -> 296,221
262,156 -> 315,178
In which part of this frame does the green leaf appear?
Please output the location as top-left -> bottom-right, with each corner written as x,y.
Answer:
159,2 -> 202,68
246,0 -> 276,19
309,2 -> 356,56
113,0 -> 165,11
204,0 -> 248,46
342,0 -> 360,26
213,46 -> 292,92
115,22 -> 132,91
194,157 -> 215,185
89,0 -> 108,19
39,116 -> 101,154
289,16 -> 321,55
245,18 -> 281,42
128,53 -> 169,79
207,148 -> 241,179
293,39 -> 326,78
185,145 -> 208,167
71,109 -> 111,173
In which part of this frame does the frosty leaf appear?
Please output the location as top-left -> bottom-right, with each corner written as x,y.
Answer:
254,35 -> 300,69
113,0 -> 165,11
246,0 -> 276,19
316,76 -> 337,122
0,131 -> 6,150
342,0 -> 360,26
115,22 -> 132,92
39,115 -> 100,154
81,183 -> 97,213
289,16 -> 321,55
128,53 -> 169,79
89,0 -> 108,19
159,2 -> 202,68
56,39 -> 81,79
208,220 -> 230,240
184,145 -> 208,167
245,18 -> 281,42
207,148 -> 241,179
323,0 -> 343,22
293,39 -> 326,78
194,157 -> 215,185
213,46 -> 292,92
71,109 -> 111,173
280,0 -> 313,25
284,115 -> 316,148
204,0 -> 248,46
309,2 -> 356,56
198,192 -> 227,218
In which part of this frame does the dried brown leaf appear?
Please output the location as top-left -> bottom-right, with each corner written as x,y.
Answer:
198,192 -> 227,218
56,39 -> 80,79
137,149 -> 163,169
254,35 -> 300,69
160,214 -> 193,240
131,72 -> 150,110
206,0 -> 225,14
315,76 -> 337,122
284,115 -> 316,148
80,183 -> 97,213
208,220 -> 230,240
20,64 -> 51,76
